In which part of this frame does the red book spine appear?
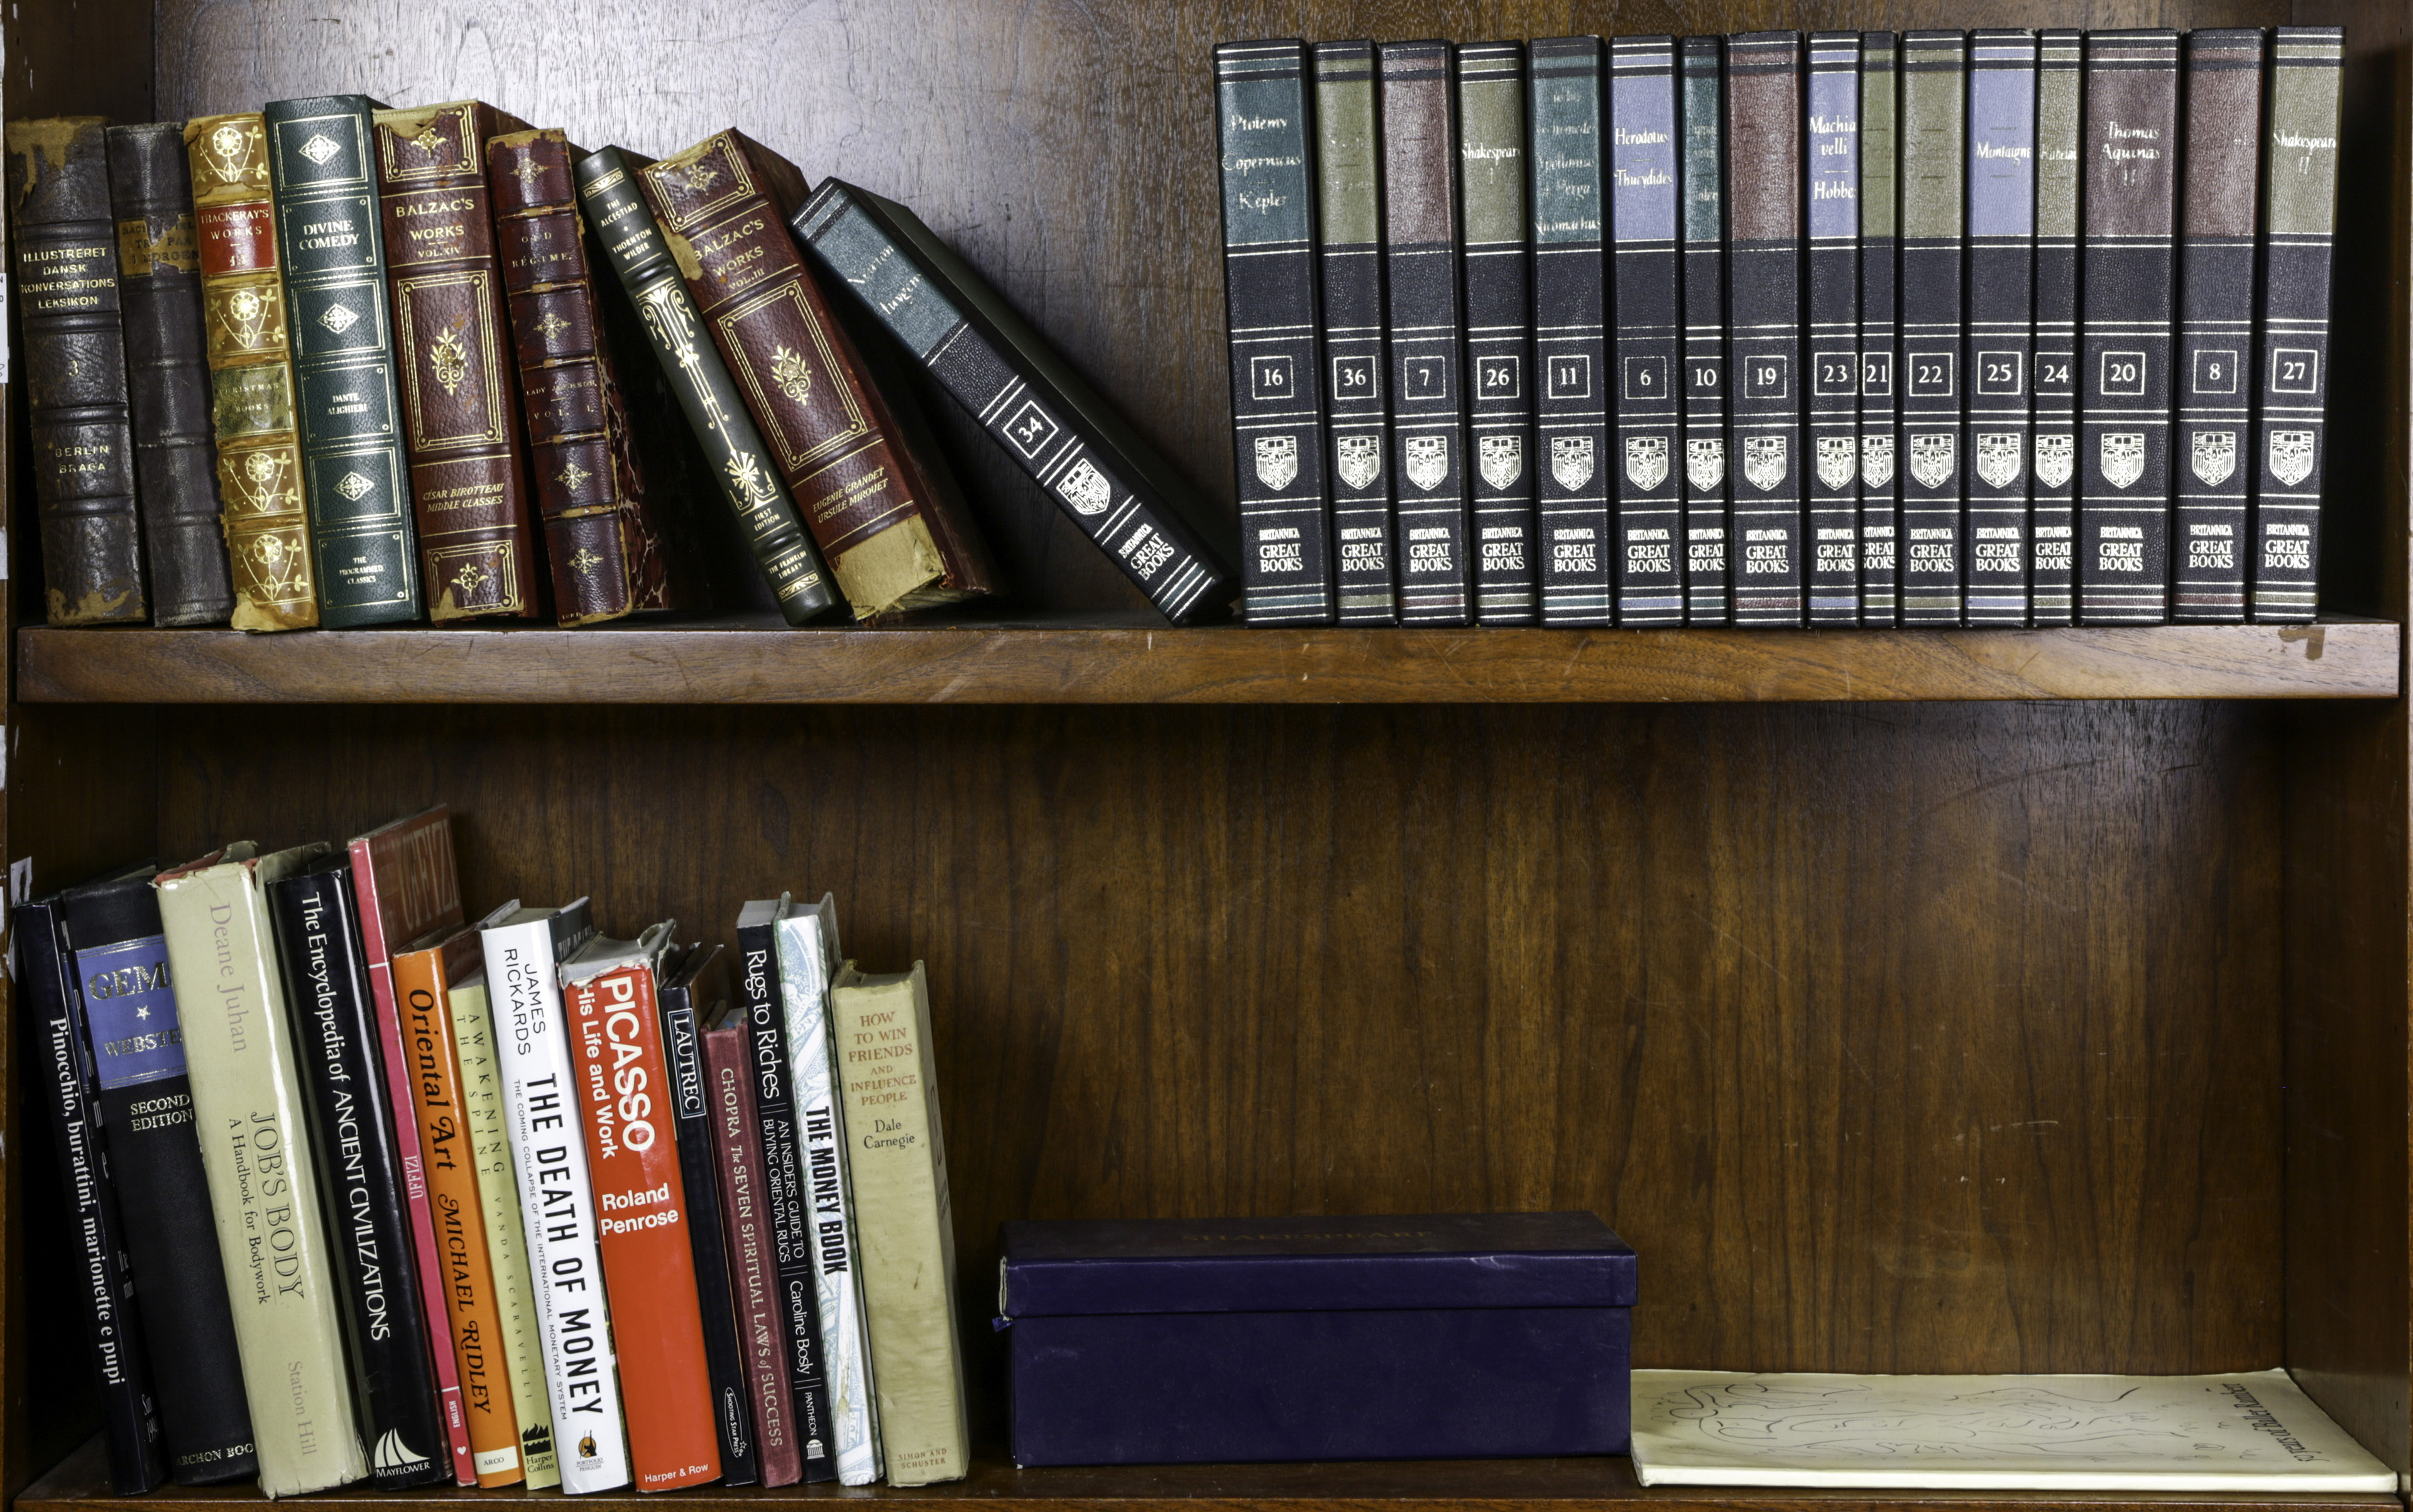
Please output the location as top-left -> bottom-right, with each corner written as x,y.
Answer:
703,1019 -> 801,1487
569,962 -> 721,1491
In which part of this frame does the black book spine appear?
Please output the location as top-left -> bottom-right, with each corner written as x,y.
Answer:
1679,36 -> 1731,623
23,895 -> 168,1494
1898,30 -> 1966,624
1805,33 -> 1862,623
1459,42 -> 1540,623
1216,40 -> 1335,624
2030,30 -> 2083,624
659,964 -> 761,1486
1724,31 -> 1806,625
1965,31 -> 2038,625
734,917 -> 838,1482
1857,33 -> 1901,622
265,864 -> 448,1489
1528,36 -> 1612,626
1312,41 -> 1399,623
1610,36 -> 1684,625
2250,28 -> 2343,622
2078,30 -> 2181,623
58,879 -> 259,1486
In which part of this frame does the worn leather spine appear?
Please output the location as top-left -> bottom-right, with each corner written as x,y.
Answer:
640,131 -> 997,621
1678,36 -> 1731,623
108,123 -> 236,625
1964,31 -> 2037,625
2030,31 -> 2083,624
1856,33 -> 1901,623
1724,32 -> 1806,625
489,128 -> 675,625
1312,41 -> 1399,623
1803,34 -> 1861,623
1611,36 -> 1684,625
1898,31 -> 1965,624
1529,36 -> 1611,627
2250,28 -> 2343,622
265,94 -> 421,624
1458,42 -> 1538,624
8,118 -> 147,624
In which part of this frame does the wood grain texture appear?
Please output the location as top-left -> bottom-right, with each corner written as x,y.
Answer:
14,620 -> 2400,704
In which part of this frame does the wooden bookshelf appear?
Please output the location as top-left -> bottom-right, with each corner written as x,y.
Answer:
4,0 -> 2409,1508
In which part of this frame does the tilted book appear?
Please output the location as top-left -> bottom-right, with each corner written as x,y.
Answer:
2077,31 -> 2182,623
1612,35 -> 1685,625
1965,31 -> 2038,625
1312,41 -> 1400,624
6,117 -> 147,623
107,122 -> 237,625
185,112 -> 318,631
1898,31 -> 1966,624
265,857 -> 448,1490
1678,36 -> 1731,623
1856,33 -> 1901,623
264,95 -> 420,625
1460,41 -> 1539,624
2250,28 -> 2342,623
2030,31 -> 2084,624
563,923 -> 722,1491
58,866 -> 260,1484
1724,32 -> 1807,624
1803,33 -> 1861,623
155,841 -> 369,1498
371,101 -> 544,621
22,889 -> 168,1493
794,179 -> 1238,622
1215,40 -> 1335,624
829,962 -> 968,1486
478,899 -> 632,1494
1528,36 -> 1612,627
703,1000 -> 802,1487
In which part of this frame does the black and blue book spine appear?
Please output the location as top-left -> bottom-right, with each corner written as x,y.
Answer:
1856,33 -> 1900,622
1528,36 -> 1613,626
2030,29 -> 2083,624
1964,30 -> 2037,625
1215,40 -> 1335,625
1609,35 -> 1683,624
1458,41 -> 1539,623
1805,31 -> 1861,623
1311,41 -> 1399,624
1723,31 -> 1805,625
1898,31 -> 1965,624
1679,35 -> 1729,623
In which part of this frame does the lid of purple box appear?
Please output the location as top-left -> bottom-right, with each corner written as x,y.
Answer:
1000,1212 -> 1636,1317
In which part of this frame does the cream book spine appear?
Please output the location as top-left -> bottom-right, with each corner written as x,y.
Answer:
447,960 -> 561,1489
156,843 -> 369,1498
828,962 -> 968,1486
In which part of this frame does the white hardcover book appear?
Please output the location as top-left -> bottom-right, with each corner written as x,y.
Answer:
773,901 -> 882,1486
1629,1370 -> 2398,1491
478,899 -> 632,1495
157,841 -> 369,1498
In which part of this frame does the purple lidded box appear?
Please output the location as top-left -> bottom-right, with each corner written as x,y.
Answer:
999,1212 -> 1635,1466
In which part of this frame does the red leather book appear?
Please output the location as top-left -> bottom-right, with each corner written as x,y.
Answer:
703,1005 -> 802,1487
486,127 -> 677,625
371,100 -> 544,620
563,924 -> 721,1491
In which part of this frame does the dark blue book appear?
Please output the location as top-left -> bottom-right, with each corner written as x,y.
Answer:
1723,31 -> 1805,625
1898,31 -> 1965,623
1805,31 -> 1861,623
1964,30 -> 2037,625
2030,30 -> 2083,624
1679,36 -> 1731,623
1856,33 -> 1901,622
1609,35 -> 1683,624
1458,41 -> 1540,623
1528,35 -> 1614,626
1311,41 -> 1400,624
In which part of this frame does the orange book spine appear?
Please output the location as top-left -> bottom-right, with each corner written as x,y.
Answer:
568,961 -> 720,1491
396,936 -> 525,1487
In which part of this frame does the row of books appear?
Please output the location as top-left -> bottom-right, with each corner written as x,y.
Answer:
1214,29 -> 2345,627
26,809 -> 968,1496
7,107 -> 1238,632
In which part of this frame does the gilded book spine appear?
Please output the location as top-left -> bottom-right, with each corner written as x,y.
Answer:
1856,33 -> 1901,622
1897,30 -> 1965,624
1313,41 -> 1401,624
1964,31 -> 2037,624
1528,36 -> 1611,627
186,114 -> 317,630
1803,33 -> 1861,623
1724,32 -> 1807,625
1611,36 -> 1685,624
2030,31 -> 2082,623
1458,42 -> 1539,623
1679,37 -> 1731,622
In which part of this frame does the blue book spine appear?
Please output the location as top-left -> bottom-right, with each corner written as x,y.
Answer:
1609,36 -> 1683,624
1805,32 -> 1862,623
1528,36 -> 1613,625
1965,30 -> 2037,624
1679,36 -> 1730,623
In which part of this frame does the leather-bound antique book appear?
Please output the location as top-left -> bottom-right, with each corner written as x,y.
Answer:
106,123 -> 236,625
370,101 -> 544,620
265,94 -> 421,623
1528,36 -> 1611,627
1459,41 -> 1538,623
488,128 -> 676,625
1898,30 -> 1965,625
637,131 -> 997,622
1856,33 -> 1900,623
1965,31 -> 2037,625
7,117 -> 146,623
1678,36 -> 1731,623
1612,36 -> 1685,625
185,112 -> 317,630
2078,31 -> 2181,623
1215,40 -> 1334,625
1724,32 -> 1806,625
1803,33 -> 1861,624
2250,27 -> 2343,622
703,1001 -> 802,1487
1311,42 -> 1399,623
2030,31 -> 2084,625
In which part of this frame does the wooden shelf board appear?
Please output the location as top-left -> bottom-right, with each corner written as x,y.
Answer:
13,616 -> 2400,704
19,1437 -> 2400,1511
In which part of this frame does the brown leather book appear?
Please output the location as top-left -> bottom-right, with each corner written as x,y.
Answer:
637,131 -> 997,620
486,128 -> 676,625
371,101 -> 543,620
